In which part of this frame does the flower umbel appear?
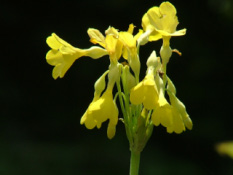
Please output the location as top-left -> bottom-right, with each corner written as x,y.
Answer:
45,2 -> 192,174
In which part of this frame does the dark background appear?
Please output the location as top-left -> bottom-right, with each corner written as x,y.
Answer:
1,0 -> 233,174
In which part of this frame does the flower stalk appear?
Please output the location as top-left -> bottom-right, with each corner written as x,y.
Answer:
130,151 -> 141,175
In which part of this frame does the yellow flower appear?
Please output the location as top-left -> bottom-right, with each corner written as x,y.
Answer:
80,70 -> 108,129
137,13 -> 162,45
151,73 -> 192,133
87,27 -> 123,64
151,89 -> 192,134
130,51 -> 161,110
146,2 -> 186,37
143,2 -> 186,64
168,91 -> 193,131
130,67 -> 158,110
81,88 -> 118,139
46,33 -> 108,79
152,102 -> 186,134
80,65 -> 119,139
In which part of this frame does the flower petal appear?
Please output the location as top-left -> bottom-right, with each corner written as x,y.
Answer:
152,104 -> 173,127
87,28 -> 106,48
130,82 -> 145,105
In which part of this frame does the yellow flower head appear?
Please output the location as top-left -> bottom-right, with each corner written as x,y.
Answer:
80,67 -> 119,139
46,33 -> 108,79
150,66 -> 185,133
146,2 -> 186,37
81,88 -> 118,139
80,70 -> 108,129
46,1 -> 192,142
152,102 -> 187,134
168,91 -> 193,130
87,27 -> 123,64
151,87 -> 192,134
138,13 -> 162,45
130,51 -> 161,110
130,68 -> 158,110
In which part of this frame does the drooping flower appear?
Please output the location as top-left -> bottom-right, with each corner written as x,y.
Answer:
80,69 -> 118,139
80,71 -> 108,129
130,51 -> 161,110
168,91 -> 193,131
152,102 -> 187,134
130,70 -> 158,110
151,75 -> 192,134
81,87 -> 118,139
46,33 -> 108,79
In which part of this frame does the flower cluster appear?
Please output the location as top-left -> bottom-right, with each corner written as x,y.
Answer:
45,2 -> 192,145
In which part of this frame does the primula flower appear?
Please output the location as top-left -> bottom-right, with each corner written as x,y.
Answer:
146,2 -> 186,38
168,91 -> 193,131
80,70 -> 118,139
137,13 -> 162,46
87,27 -> 123,64
45,3 -> 192,173
151,81 -> 192,134
80,70 -> 108,130
151,85 -> 189,134
81,88 -> 118,139
130,51 -> 161,110
152,103 -> 186,134
143,2 -> 186,64
46,33 -> 108,79
130,67 -> 159,110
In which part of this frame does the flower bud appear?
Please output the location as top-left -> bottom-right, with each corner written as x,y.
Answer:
160,45 -> 172,65
146,51 -> 160,69
94,70 -> 109,95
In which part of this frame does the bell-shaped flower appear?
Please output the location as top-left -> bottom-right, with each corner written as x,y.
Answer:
152,76 -> 192,133
130,51 -> 161,109
166,75 -> 192,130
168,91 -> 193,131
151,70 -> 184,133
80,70 -> 118,139
130,67 -> 158,110
152,101 -> 186,134
86,88 -> 118,139
46,33 -> 108,79
80,71 -> 108,129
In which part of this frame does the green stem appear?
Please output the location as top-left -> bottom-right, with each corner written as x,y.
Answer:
116,81 -> 127,118
162,64 -> 167,91
130,151 -> 141,175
